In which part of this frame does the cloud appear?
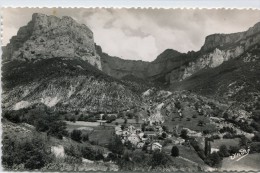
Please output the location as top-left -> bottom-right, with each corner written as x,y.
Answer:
2,8 -> 260,61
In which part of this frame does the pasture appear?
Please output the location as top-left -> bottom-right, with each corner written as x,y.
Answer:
221,153 -> 260,171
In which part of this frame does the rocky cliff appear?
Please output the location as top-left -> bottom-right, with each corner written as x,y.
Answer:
2,13 -> 102,70
2,13 -> 144,112
180,22 -> 260,81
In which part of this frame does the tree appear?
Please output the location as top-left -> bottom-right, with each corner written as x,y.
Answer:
205,152 -> 222,167
218,145 -> 229,157
162,132 -> 167,139
149,150 -> 170,168
198,120 -> 205,126
70,129 -> 82,142
82,133 -> 89,142
124,117 -> 128,124
135,115 -> 140,124
239,135 -> 249,147
175,101 -> 182,110
171,146 -> 179,157
180,129 -> 188,139
162,125 -> 169,132
108,135 -> 124,156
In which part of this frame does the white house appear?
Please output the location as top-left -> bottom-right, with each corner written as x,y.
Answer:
128,125 -> 136,133
173,137 -> 185,145
211,148 -> 219,153
115,129 -> 123,135
138,132 -> 144,138
151,142 -> 162,151
136,142 -> 145,148
128,134 -> 141,145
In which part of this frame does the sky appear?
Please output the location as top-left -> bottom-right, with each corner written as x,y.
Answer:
2,8 -> 260,61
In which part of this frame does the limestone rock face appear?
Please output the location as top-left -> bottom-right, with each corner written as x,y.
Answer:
3,13 -> 102,70
176,22 -> 260,82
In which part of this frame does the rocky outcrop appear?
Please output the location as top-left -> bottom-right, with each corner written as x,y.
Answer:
176,22 -> 260,82
2,13 -> 102,70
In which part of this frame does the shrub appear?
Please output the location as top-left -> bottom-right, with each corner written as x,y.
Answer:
108,135 -> 124,156
205,152 -> 222,167
70,130 -> 82,142
192,115 -> 197,118
161,132 -> 167,139
82,133 -> 89,142
229,146 -> 239,155
252,133 -> 260,142
149,150 -> 170,168
175,101 -> 182,110
203,130 -> 210,135
163,139 -> 172,146
171,146 -> 179,157
180,129 -> 188,139
64,145 -> 82,159
218,145 -> 230,157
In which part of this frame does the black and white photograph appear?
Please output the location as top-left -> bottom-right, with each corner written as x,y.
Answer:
1,7 -> 260,171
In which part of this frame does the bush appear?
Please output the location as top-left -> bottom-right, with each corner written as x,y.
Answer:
175,101 -> 182,110
163,139 -> 172,146
171,146 -> 179,157
205,152 -> 222,167
180,129 -> 188,139
82,133 -> 89,142
64,145 -> 82,159
162,132 -> 167,139
81,147 -> 104,161
149,150 -> 170,168
252,133 -> 260,142
108,135 -> 124,156
218,145 -> 230,157
70,130 -> 82,142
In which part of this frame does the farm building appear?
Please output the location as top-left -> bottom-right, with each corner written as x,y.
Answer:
151,142 -> 162,151
128,134 -> 141,145
136,142 -> 145,148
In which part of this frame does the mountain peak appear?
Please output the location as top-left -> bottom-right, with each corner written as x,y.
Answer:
153,49 -> 181,62
2,13 -> 102,70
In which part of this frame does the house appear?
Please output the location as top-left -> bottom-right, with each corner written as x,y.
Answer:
173,137 -> 185,145
136,142 -> 145,148
115,129 -> 123,135
128,125 -> 136,133
115,125 -> 122,131
136,128 -> 142,133
128,134 -> 141,145
151,142 -> 162,151
122,130 -> 130,137
211,148 -> 219,153
138,132 -> 144,138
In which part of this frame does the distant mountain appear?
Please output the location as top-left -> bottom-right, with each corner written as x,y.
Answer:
2,13 -> 260,112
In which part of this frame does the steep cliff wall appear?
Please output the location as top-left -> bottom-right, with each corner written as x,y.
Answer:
2,13 -> 102,70
176,22 -> 260,82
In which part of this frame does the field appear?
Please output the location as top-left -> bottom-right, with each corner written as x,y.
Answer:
163,112 -> 216,133
211,138 -> 240,148
221,153 -> 260,171
65,121 -> 115,146
113,118 -> 144,127
163,144 -> 205,165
